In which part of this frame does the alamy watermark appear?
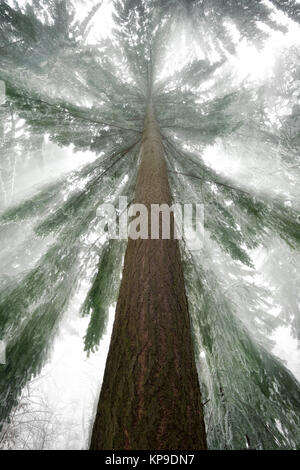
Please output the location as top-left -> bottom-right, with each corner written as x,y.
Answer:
97,197 -> 204,251
0,340 -> 6,365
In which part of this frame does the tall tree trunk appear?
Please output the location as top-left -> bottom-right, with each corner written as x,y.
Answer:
90,101 -> 207,450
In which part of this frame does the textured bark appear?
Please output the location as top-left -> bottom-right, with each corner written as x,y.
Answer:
90,101 -> 207,450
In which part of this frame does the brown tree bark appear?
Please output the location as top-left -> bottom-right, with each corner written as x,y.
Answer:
90,101 -> 207,450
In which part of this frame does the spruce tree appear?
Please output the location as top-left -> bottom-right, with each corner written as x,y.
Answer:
0,0 -> 300,450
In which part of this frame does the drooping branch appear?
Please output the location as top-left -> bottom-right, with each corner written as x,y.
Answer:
167,170 -> 252,197
163,135 -> 252,197
0,39 -> 24,51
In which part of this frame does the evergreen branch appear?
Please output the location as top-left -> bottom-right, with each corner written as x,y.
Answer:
167,170 -> 252,197
32,99 -> 142,134
163,136 -> 251,196
0,39 -> 24,51
3,81 -> 142,134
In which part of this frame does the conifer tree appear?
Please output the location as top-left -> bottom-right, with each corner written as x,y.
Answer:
0,0 -> 300,450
